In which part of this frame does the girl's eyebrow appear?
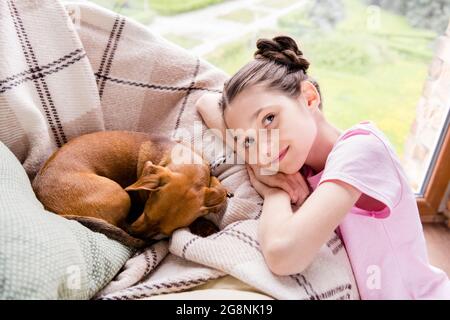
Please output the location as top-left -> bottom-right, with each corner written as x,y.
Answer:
231,105 -> 277,141
251,105 -> 276,121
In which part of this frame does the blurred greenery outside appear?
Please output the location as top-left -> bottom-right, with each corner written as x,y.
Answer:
218,8 -> 269,24
90,0 -> 442,157
260,0 -> 301,9
90,0 -> 226,20
163,33 -> 202,49
206,0 -> 437,156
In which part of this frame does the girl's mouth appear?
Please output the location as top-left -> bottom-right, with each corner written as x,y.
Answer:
274,146 -> 289,163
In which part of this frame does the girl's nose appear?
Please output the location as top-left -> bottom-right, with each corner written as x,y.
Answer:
259,142 -> 271,157
259,143 -> 277,167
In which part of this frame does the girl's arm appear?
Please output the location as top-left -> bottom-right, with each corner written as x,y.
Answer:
257,180 -> 361,276
195,93 -> 228,143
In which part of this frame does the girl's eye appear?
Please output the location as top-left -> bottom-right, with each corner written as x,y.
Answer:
244,137 -> 255,149
263,114 -> 275,126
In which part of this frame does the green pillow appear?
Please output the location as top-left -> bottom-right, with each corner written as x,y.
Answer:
0,142 -> 133,299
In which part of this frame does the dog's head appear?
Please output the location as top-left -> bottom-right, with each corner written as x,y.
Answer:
124,158 -> 228,240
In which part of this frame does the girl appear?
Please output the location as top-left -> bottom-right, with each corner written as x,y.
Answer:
196,35 -> 450,299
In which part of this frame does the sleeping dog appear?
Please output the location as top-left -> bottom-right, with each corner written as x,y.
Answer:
32,131 -> 229,248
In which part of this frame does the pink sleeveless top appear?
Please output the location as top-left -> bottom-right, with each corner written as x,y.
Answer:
306,121 -> 450,299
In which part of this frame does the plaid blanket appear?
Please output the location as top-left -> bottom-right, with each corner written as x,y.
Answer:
0,0 -> 359,299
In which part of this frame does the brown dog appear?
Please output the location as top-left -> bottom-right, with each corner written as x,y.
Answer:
32,131 -> 228,247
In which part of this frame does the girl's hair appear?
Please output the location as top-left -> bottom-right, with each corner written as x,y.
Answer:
220,35 -> 322,113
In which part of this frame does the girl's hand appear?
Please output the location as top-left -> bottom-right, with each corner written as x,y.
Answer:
246,165 -> 280,199
247,164 -> 310,206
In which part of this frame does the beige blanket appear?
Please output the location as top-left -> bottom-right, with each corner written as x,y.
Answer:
0,0 -> 359,299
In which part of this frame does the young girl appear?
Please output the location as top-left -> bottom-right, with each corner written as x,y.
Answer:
196,36 -> 450,299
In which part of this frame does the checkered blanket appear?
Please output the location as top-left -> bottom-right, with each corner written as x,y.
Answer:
0,0 -> 359,299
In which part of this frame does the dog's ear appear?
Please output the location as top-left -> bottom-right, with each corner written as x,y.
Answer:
125,161 -> 170,192
201,176 -> 228,214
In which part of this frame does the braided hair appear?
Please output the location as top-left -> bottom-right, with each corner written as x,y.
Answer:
220,35 -> 322,113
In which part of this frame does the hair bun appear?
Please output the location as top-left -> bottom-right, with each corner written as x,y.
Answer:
254,36 -> 309,73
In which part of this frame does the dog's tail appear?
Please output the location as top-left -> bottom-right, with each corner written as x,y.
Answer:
62,215 -> 156,249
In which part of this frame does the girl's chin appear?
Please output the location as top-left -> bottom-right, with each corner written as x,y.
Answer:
276,151 -> 302,174
282,167 -> 300,175
257,153 -> 304,175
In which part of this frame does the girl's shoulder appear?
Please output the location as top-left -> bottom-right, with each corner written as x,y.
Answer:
335,121 -> 398,159
340,121 -> 389,143
326,120 -> 405,188
322,121 -> 406,212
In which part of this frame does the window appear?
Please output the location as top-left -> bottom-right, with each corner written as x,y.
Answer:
85,0 -> 450,217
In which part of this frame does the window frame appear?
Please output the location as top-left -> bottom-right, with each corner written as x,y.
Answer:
417,114 -> 450,221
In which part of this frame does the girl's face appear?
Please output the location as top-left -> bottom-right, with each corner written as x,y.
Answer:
223,82 -> 319,174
